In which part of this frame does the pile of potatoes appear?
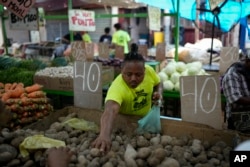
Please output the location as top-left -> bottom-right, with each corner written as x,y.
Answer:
0,112 -> 233,167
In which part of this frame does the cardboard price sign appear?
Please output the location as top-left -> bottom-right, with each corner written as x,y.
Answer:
9,7 -> 38,30
73,61 -> 103,110
68,9 -> 96,32
180,75 -> 222,130
98,43 -> 109,59
71,41 -> 94,61
138,45 -> 148,58
0,0 -> 35,18
156,43 -> 166,61
219,47 -> 239,74
115,45 -> 124,59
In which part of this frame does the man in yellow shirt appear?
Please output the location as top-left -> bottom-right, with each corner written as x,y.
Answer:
92,43 -> 162,153
82,31 -> 92,43
111,23 -> 131,54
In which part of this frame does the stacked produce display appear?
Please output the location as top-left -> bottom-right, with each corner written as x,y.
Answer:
0,82 -> 53,129
158,61 -> 210,91
0,55 -> 69,130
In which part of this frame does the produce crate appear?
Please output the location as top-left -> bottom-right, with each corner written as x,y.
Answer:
33,66 -> 114,91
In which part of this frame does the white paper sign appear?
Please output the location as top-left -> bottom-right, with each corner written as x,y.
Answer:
9,8 -> 38,30
148,5 -> 161,31
68,9 -> 96,32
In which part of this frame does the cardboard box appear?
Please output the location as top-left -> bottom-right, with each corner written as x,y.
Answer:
49,77 -> 73,91
33,75 -> 51,89
34,66 -> 114,91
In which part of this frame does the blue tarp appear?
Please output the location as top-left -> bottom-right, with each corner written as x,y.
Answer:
136,0 -> 250,33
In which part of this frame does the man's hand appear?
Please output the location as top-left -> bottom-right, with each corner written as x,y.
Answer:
91,135 -> 111,154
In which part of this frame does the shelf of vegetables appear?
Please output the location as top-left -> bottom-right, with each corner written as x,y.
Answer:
0,55 -> 70,129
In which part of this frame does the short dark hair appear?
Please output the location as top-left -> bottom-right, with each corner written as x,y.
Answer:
114,23 -> 121,30
104,27 -> 110,34
123,43 -> 145,65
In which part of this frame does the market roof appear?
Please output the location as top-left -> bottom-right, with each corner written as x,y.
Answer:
33,0 -> 145,11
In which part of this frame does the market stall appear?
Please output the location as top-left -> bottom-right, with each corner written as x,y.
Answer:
1,1 -> 250,167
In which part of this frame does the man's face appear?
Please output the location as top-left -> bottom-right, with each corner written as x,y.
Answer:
121,61 -> 145,88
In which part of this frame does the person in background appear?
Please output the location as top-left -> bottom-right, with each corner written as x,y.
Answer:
82,31 -> 92,43
91,43 -> 163,153
61,31 -> 82,44
222,54 -> 250,130
99,27 -> 112,44
111,23 -> 131,54
53,31 -> 82,58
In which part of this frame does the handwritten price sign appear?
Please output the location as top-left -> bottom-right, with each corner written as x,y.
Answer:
68,9 -> 96,32
9,7 -> 38,30
73,61 -> 102,110
180,75 -> 223,130
219,47 -> 239,74
0,0 -> 35,18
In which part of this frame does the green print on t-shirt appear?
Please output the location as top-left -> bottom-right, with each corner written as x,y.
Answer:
133,89 -> 148,111
118,36 -> 125,44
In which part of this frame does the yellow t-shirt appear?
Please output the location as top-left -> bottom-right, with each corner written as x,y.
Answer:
105,65 -> 160,116
112,30 -> 131,54
82,33 -> 92,43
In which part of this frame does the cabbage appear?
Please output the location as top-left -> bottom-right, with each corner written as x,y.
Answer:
163,80 -> 174,91
186,61 -> 202,71
198,69 -> 206,75
162,64 -> 176,76
181,70 -> 188,76
187,66 -> 200,76
158,71 -> 168,81
170,72 -> 181,84
174,82 -> 180,91
175,61 -> 186,73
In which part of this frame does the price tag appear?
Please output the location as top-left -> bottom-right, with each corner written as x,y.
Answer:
74,61 -> 102,110
180,75 -> 222,129
156,43 -> 166,61
219,47 -> 239,74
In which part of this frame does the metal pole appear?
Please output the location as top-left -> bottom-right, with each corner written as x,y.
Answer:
68,0 -> 73,42
174,0 -> 180,61
0,5 -> 8,55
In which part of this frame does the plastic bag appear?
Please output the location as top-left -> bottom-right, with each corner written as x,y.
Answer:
137,105 -> 161,134
19,135 -> 65,157
62,118 -> 99,132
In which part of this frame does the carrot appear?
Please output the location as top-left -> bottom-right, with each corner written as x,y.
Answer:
1,92 -> 11,102
16,82 -> 24,88
0,82 -> 4,89
9,103 -> 20,112
27,91 -> 46,98
10,82 -> 17,90
9,87 -> 25,98
20,93 -> 28,98
25,84 -> 43,93
5,98 -> 22,105
20,97 -> 32,106
4,83 -> 12,92
0,89 -> 5,94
